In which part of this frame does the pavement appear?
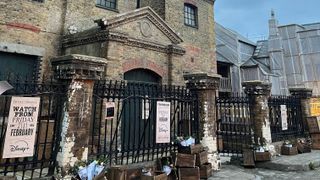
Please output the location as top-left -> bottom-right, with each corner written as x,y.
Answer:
209,165 -> 320,180
209,150 -> 320,180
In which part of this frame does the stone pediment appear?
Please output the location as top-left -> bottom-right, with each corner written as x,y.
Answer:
96,7 -> 183,45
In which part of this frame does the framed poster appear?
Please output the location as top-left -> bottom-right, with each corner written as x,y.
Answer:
2,97 -> 40,158
156,101 -> 171,143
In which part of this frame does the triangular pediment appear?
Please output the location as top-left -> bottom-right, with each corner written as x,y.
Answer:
97,7 -> 183,45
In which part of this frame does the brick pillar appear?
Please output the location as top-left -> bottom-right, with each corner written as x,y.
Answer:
184,73 -> 221,170
289,88 -> 313,131
51,54 -> 107,176
242,81 -> 272,146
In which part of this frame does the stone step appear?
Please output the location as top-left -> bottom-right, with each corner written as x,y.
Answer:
255,150 -> 320,171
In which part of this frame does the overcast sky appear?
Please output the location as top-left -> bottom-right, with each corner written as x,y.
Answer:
214,0 -> 320,41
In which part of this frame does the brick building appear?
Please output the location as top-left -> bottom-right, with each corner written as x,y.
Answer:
0,0 -> 217,85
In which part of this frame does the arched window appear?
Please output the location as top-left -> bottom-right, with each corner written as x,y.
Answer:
184,3 -> 198,28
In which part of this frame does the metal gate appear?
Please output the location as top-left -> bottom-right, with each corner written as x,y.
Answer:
216,95 -> 253,156
0,75 -> 66,179
89,80 -> 199,165
268,96 -> 305,142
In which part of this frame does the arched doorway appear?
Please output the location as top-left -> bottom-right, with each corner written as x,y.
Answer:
121,69 -> 162,152
124,68 -> 161,83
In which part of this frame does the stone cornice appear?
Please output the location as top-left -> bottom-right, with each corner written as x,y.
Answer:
289,88 -> 313,98
96,6 -> 183,44
242,81 -> 271,95
51,54 -> 107,80
62,31 -> 185,55
184,73 -> 221,90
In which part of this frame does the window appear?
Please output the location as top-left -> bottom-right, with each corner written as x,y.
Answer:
96,0 -> 117,10
184,4 -> 198,27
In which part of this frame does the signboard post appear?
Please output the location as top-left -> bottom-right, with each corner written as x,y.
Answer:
156,101 -> 171,143
280,105 -> 288,130
2,97 -> 40,158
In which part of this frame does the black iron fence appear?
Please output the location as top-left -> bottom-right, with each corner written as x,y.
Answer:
0,74 -> 66,179
268,96 -> 305,142
216,95 -> 253,157
89,80 -> 199,165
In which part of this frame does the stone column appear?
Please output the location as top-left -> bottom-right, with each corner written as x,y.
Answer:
184,73 -> 221,170
289,88 -> 313,131
242,81 -> 272,146
51,54 -> 107,176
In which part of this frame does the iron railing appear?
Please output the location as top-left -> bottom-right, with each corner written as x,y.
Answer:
0,74 -> 66,179
90,80 -> 199,165
219,77 -> 232,92
268,96 -> 305,142
216,95 -> 253,157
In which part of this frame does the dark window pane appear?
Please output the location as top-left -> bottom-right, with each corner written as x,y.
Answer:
184,4 -> 197,27
97,0 -> 117,9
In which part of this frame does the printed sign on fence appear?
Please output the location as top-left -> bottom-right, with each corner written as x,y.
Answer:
2,97 -> 40,158
105,101 -> 115,119
280,105 -> 288,130
310,97 -> 320,116
156,101 -> 171,143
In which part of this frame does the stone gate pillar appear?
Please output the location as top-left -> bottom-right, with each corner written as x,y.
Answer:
289,88 -> 313,131
242,81 -> 272,146
184,73 -> 221,170
51,54 -> 107,176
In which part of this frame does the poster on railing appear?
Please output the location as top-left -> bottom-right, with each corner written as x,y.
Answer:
280,105 -> 288,130
105,101 -> 115,119
156,101 -> 171,143
2,97 -> 40,158
310,97 -> 320,116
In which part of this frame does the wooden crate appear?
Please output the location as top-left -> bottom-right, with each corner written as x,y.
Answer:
196,150 -> 208,166
297,142 -> 311,153
178,144 -> 203,154
254,152 -> 271,162
107,166 -> 142,180
307,117 -> 320,133
199,163 -> 212,179
175,153 -> 196,167
281,146 -> 298,155
243,149 -> 255,167
178,167 -> 200,180
311,133 -> 320,149
141,172 -> 168,180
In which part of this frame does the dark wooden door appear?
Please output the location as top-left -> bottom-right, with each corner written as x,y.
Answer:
0,52 -> 38,77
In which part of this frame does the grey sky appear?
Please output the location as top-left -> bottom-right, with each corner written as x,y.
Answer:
214,0 -> 320,41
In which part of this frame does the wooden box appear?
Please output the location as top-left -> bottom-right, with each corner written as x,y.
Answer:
175,153 -> 196,167
141,172 -> 168,180
178,144 -> 203,154
307,117 -> 320,133
311,133 -> 320,149
178,167 -> 200,180
243,149 -> 255,167
196,150 -> 208,166
200,163 -> 212,179
297,142 -> 311,153
108,166 -> 142,180
281,146 -> 298,155
254,152 -> 271,162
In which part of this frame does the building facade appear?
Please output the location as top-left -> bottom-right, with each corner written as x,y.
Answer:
1,0 -> 217,85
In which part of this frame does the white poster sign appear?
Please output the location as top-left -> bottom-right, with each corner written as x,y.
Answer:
156,101 -> 171,143
2,97 -> 40,158
0,81 -> 13,95
280,105 -> 288,130
105,101 -> 115,119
